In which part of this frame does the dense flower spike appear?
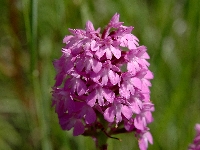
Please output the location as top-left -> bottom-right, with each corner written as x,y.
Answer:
188,124 -> 200,150
52,13 -> 154,150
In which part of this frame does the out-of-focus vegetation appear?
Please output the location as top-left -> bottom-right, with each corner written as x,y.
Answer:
0,0 -> 200,150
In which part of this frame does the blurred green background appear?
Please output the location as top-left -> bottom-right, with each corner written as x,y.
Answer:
0,0 -> 200,149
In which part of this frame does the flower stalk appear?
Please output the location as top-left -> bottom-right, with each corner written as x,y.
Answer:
94,131 -> 108,150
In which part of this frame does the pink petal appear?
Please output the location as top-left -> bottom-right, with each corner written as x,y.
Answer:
76,79 -> 87,96
145,70 -> 154,79
71,47 -> 82,55
86,21 -> 95,32
119,83 -> 130,99
143,93 -> 150,102
132,77 -> 142,90
142,52 -> 150,59
121,105 -> 133,119
92,59 -> 102,73
136,47 -> 146,57
76,58 -> 85,72
73,120 -> 85,136
195,124 -> 200,133
64,61 -> 74,73
126,34 -> 139,49
105,47 -> 112,59
194,135 -> 200,143
127,60 -> 140,74
97,89 -> 104,106
120,37 -> 127,47
104,107 -> 115,122
90,71 -> 101,82
102,88 -> 115,103
65,37 -> 77,48
95,49 -> 105,59
59,114 -> 74,130
54,73 -> 64,87
127,62 -> 136,74
68,28 -> 85,36
85,107 -> 96,124
87,90 -> 97,107
124,119 -> 135,131
110,13 -> 120,24
63,35 -> 73,43
65,97 -> 75,114
115,104 -> 122,123
129,98 -> 142,114
138,138 -> 147,150
101,73 -> 108,85
91,40 -> 99,51
109,13 -> 123,28
143,79 -> 152,87
134,116 -> 145,130
85,59 -> 92,72
110,45 -> 121,59
128,39 -> 137,50
144,111 -> 153,123
144,132 -> 153,144
127,83 -> 135,95
141,83 -> 150,94
62,48 -> 71,56
108,70 -> 119,85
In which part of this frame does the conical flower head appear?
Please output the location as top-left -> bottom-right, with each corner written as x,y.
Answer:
52,13 -> 154,150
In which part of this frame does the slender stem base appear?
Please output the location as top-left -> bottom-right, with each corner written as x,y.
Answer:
94,131 -> 108,150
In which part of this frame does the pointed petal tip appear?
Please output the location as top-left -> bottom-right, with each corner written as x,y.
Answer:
86,20 -> 95,32
73,120 -> 85,136
110,13 -> 120,23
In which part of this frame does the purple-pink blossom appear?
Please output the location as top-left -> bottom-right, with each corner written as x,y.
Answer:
188,124 -> 200,150
52,13 -> 154,150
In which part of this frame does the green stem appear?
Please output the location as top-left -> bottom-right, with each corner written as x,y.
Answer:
29,0 -> 52,149
95,131 -> 108,150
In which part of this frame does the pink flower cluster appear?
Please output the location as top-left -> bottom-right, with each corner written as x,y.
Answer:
52,13 -> 154,150
188,124 -> 200,150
